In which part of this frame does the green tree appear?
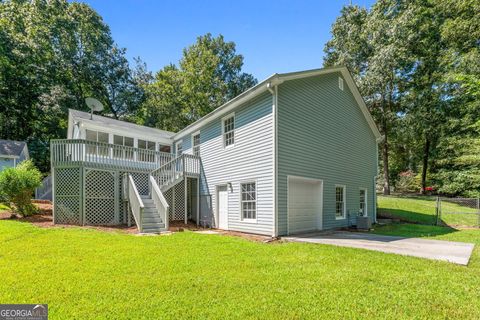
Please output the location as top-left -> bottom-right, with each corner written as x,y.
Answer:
141,33 -> 257,131
432,0 -> 480,196
325,0 -> 480,197
324,2 -> 413,195
0,0 -> 143,172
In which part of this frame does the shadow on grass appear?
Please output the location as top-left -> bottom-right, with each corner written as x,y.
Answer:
378,208 -> 437,225
373,223 -> 459,238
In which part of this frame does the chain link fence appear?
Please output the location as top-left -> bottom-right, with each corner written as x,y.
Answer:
436,197 -> 480,227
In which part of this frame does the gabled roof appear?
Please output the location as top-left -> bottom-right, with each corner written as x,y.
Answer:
0,139 -> 27,157
173,66 -> 382,141
69,109 -> 175,139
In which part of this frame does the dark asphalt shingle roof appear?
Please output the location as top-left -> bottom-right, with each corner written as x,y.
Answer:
0,139 -> 26,157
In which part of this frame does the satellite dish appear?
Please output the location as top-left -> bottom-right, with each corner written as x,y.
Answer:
85,97 -> 104,119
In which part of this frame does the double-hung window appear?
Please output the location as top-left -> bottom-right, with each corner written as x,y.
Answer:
335,185 -> 346,219
192,133 -> 200,157
359,189 -> 367,216
223,114 -> 235,147
241,182 -> 256,220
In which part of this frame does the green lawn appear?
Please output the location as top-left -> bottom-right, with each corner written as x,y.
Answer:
1,221 -> 480,319
378,195 -> 479,226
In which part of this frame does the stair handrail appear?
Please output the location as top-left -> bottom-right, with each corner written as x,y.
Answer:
150,154 -> 184,188
150,153 -> 201,188
149,175 -> 170,231
151,154 -> 180,176
127,174 -> 144,232
181,154 -> 201,175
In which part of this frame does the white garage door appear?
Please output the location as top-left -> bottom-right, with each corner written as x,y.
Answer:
288,176 -> 323,235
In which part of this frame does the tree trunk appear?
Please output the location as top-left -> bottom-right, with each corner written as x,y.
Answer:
382,135 -> 391,195
381,99 -> 391,196
421,137 -> 430,194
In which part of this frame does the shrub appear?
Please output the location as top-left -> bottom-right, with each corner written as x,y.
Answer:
0,160 -> 42,216
395,170 -> 421,193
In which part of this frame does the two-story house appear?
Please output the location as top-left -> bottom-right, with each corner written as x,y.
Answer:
51,66 -> 381,236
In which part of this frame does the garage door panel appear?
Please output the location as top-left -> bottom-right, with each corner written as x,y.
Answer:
288,177 -> 323,235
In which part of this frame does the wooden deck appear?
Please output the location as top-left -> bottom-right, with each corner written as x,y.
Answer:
51,139 -> 175,171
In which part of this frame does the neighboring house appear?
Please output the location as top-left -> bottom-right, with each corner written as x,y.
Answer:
0,139 -> 29,171
51,66 -> 382,236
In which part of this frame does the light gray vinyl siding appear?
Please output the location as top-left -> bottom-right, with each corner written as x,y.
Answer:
178,92 -> 274,235
0,157 -> 15,171
277,72 -> 377,235
19,147 -> 28,162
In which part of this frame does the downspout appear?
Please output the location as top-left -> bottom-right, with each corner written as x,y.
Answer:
267,82 -> 278,238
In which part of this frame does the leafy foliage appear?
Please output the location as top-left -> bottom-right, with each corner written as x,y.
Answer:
0,0 -> 145,172
139,33 -> 257,131
324,2 -> 414,195
0,160 -> 42,216
325,0 -> 480,197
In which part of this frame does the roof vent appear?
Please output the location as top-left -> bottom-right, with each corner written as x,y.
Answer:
338,77 -> 344,91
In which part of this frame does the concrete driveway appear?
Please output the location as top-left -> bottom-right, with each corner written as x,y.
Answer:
284,231 -> 475,265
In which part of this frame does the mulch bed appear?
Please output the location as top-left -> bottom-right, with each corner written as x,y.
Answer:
0,202 -> 138,234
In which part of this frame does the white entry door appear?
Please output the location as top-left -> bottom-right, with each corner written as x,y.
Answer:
288,176 -> 323,235
217,186 -> 228,230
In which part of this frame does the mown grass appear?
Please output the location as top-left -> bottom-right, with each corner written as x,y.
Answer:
378,195 -> 479,226
0,220 -> 479,319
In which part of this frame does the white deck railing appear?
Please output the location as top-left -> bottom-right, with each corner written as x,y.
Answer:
51,139 -> 174,171
149,175 -> 170,231
150,154 -> 201,189
128,174 -> 144,232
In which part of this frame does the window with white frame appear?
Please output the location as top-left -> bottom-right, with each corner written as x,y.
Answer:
176,141 -> 183,156
86,129 -> 108,143
335,185 -> 346,219
359,189 -> 367,216
223,114 -> 235,147
241,182 -> 256,220
138,139 -> 156,162
113,135 -> 134,159
85,129 -> 109,155
159,145 -> 171,153
192,133 -> 200,157
138,139 -> 155,151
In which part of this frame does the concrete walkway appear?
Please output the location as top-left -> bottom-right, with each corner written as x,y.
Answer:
284,231 -> 475,265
